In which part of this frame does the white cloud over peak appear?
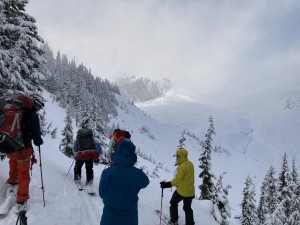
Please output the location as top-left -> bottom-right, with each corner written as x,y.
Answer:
27,0 -> 300,104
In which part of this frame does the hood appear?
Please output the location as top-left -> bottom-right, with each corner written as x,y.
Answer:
113,140 -> 137,166
176,148 -> 188,165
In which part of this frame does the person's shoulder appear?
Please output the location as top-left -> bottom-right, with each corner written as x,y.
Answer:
188,159 -> 194,165
133,166 -> 148,174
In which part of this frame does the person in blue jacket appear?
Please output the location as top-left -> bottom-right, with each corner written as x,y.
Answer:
99,139 -> 149,225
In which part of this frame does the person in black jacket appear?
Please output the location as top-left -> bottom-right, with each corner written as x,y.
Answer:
72,119 -> 98,187
6,94 -> 44,211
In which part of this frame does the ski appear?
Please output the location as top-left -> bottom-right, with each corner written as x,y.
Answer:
78,186 -> 84,191
155,209 -> 170,225
75,181 -> 84,191
0,184 -> 18,217
78,188 -> 96,196
86,191 -> 96,196
76,184 -> 96,196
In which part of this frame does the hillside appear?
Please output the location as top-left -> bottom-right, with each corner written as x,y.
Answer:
0,88 -> 299,225
0,90 -> 226,225
137,89 -> 300,213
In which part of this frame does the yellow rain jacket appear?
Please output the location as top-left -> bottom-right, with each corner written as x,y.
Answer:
171,148 -> 195,197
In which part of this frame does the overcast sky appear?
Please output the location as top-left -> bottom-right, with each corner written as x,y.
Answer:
27,0 -> 300,103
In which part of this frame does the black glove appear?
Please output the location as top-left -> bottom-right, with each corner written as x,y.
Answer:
33,137 -> 43,146
160,181 -> 172,189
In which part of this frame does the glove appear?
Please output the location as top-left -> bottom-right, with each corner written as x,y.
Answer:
33,137 -> 43,146
160,181 -> 172,189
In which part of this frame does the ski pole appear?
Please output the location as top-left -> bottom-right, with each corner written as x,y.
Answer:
66,158 -> 75,176
16,210 -> 27,225
38,146 -> 46,207
160,188 -> 163,225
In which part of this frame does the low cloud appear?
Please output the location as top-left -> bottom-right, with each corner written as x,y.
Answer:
27,0 -> 300,104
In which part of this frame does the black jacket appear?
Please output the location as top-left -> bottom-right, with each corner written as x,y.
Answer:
21,108 -> 43,148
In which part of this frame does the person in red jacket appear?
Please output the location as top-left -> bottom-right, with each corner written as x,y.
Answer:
6,94 -> 44,210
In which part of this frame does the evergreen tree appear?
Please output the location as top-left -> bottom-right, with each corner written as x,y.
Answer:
38,110 -> 47,136
291,157 -> 299,185
257,179 -> 267,225
276,153 -> 294,221
258,165 -> 278,224
278,153 -> 290,201
264,165 -> 278,215
287,183 -> 300,225
59,109 -> 74,157
0,0 -> 45,94
212,173 -> 231,225
265,202 -> 287,225
241,176 -> 258,225
177,130 -> 186,148
199,116 -> 215,200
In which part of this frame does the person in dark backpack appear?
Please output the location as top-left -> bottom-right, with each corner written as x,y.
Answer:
72,119 -> 98,186
1,93 -> 44,211
106,129 -> 131,163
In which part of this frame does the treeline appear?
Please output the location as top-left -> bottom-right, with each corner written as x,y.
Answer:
241,153 -> 300,225
0,0 -> 44,95
0,0 -> 119,136
41,44 -> 119,133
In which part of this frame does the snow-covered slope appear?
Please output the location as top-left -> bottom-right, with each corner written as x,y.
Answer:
0,90 -> 223,225
1,88 -> 299,225
137,89 -> 300,213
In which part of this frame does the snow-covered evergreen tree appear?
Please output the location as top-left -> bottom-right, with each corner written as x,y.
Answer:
59,109 -> 74,157
39,110 -> 47,136
199,116 -> 215,200
257,179 -> 267,225
287,183 -> 300,225
177,130 -> 186,148
0,0 -> 45,94
265,202 -> 288,225
265,165 -> 278,215
276,153 -> 294,221
241,176 -> 258,225
291,157 -> 299,185
212,173 -> 231,225
278,153 -> 290,201
258,165 -> 278,224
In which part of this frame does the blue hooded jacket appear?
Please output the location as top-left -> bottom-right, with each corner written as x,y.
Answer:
99,140 -> 149,225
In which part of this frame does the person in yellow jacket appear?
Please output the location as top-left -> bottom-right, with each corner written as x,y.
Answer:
160,148 -> 195,225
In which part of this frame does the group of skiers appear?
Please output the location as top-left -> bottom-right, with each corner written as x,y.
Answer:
0,92 -> 196,225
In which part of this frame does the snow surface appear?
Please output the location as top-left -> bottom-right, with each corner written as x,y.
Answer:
0,89 -> 299,225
